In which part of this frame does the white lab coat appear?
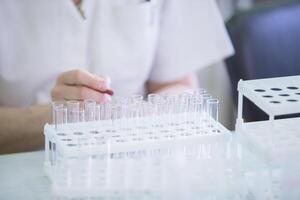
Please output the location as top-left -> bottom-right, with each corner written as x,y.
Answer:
0,0 -> 234,106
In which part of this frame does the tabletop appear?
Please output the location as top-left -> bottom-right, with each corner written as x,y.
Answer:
0,151 -> 51,200
0,135 -> 300,200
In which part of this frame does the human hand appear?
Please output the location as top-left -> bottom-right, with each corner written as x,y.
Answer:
51,69 -> 113,103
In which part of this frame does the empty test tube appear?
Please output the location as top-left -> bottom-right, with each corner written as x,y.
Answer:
202,94 -> 212,122
84,100 -> 96,122
207,99 -> 219,132
131,94 -> 144,103
194,97 -> 203,129
193,88 -> 206,97
147,93 -> 159,104
95,104 -> 101,121
52,102 -> 67,130
66,101 -> 80,123
52,102 -> 63,124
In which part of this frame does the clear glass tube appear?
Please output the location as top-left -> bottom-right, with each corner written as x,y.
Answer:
193,88 -> 206,97
131,94 -> 144,103
78,108 -> 85,122
147,93 -> 157,102
208,99 -> 219,132
66,101 -> 80,123
193,97 -> 203,135
202,94 -> 212,123
95,104 -> 101,121
84,100 -> 96,122
52,103 -> 67,130
51,102 -> 64,125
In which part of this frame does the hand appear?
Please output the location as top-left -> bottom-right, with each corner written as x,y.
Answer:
51,69 -> 112,103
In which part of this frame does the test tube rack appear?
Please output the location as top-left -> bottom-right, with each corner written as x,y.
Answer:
44,91 -> 234,181
44,113 -> 231,180
236,75 -> 300,161
51,141 -> 241,200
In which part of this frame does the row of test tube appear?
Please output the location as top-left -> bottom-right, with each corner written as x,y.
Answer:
51,89 -> 220,134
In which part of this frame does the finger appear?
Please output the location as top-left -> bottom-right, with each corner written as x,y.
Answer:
58,69 -> 110,91
53,85 -> 108,103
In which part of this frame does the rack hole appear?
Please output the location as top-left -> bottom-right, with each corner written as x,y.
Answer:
270,101 -> 281,104
278,94 -> 290,97
254,89 -> 266,92
67,143 -> 77,147
112,135 -> 120,138
57,133 -> 67,136
287,86 -> 299,90
90,130 -> 100,134
137,126 -> 146,130
73,132 -> 83,135
270,88 -> 282,91
61,138 -> 72,142
262,95 -> 273,98
295,93 -> 300,95
95,136 -> 104,140
287,99 -> 298,102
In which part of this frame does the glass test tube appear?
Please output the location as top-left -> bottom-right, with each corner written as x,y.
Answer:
66,101 -> 80,123
95,104 -> 101,121
193,88 -> 206,97
84,100 -> 96,122
131,94 -> 144,103
84,100 -> 97,149
147,93 -> 159,129
208,99 -> 219,132
202,94 -> 212,123
193,97 -> 203,134
147,93 -> 158,104
52,102 -> 64,124
51,102 -> 67,166
52,102 -> 67,130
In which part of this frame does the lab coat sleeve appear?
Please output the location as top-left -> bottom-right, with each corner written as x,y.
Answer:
149,0 -> 234,82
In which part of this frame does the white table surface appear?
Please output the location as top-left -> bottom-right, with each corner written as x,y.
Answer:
0,151 -> 51,200
0,137 -> 299,200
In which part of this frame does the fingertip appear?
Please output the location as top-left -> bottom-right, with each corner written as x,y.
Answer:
102,94 -> 111,103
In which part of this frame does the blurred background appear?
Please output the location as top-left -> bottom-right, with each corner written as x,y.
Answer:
202,0 -> 300,129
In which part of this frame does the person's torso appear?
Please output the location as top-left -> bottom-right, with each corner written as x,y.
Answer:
0,0 -> 160,106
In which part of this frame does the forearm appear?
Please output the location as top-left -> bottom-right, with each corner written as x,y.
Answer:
147,74 -> 199,94
0,104 -> 51,154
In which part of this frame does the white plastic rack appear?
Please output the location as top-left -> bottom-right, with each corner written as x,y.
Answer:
236,75 -> 300,160
44,91 -> 232,180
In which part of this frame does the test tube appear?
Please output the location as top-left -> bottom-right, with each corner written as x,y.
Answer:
202,94 -> 212,123
95,104 -> 101,121
51,102 -> 67,167
84,100 -> 96,122
147,94 -> 158,129
189,97 -> 202,135
207,99 -> 219,132
148,93 -> 159,104
131,94 -> 144,103
193,88 -> 206,97
52,102 -> 64,124
52,102 -> 67,130
66,101 -> 80,123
